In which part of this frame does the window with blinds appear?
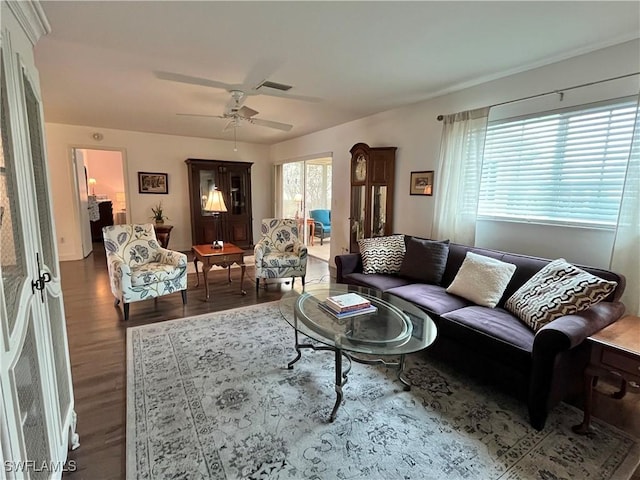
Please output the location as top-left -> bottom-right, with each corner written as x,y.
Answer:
478,98 -> 638,227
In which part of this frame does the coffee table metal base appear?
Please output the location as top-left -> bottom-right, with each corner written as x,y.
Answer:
287,330 -> 411,422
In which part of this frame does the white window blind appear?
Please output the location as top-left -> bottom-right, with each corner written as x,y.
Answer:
478,98 -> 638,227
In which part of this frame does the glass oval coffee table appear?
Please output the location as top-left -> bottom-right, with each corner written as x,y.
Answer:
280,284 -> 437,422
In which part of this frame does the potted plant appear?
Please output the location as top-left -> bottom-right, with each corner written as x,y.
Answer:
150,202 -> 169,224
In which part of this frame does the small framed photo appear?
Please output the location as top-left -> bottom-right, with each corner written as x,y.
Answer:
410,171 -> 434,196
138,172 -> 168,194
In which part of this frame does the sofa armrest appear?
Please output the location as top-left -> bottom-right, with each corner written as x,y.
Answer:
527,301 -> 626,429
335,253 -> 362,283
534,301 -> 627,351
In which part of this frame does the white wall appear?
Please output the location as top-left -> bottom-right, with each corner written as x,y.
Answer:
270,40 -> 640,269
46,124 -> 271,260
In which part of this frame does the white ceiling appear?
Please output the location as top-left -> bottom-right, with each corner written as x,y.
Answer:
35,1 -> 640,145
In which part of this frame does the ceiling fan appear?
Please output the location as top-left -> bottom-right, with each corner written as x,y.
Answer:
176,89 -> 294,133
154,69 -> 321,103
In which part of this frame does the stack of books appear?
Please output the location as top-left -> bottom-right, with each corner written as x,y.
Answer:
319,292 -> 377,319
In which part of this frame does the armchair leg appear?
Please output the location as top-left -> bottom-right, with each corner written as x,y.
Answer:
181,289 -> 187,305
256,279 -> 260,294
123,303 -> 130,321
114,298 -> 120,306
302,276 -> 306,289
291,277 -> 295,287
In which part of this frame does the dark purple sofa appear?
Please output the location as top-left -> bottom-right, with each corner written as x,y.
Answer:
335,237 -> 626,430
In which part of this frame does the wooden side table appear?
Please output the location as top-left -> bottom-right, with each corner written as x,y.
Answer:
296,218 -> 315,245
192,243 -> 247,300
153,223 -> 173,249
573,315 -> 640,434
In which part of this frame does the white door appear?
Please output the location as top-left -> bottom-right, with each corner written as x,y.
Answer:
72,149 -> 93,257
1,4 -> 78,478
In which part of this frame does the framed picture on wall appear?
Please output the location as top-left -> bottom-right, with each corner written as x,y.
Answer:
138,172 -> 168,194
410,171 -> 434,196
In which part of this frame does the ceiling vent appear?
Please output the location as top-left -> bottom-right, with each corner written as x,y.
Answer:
256,80 -> 293,91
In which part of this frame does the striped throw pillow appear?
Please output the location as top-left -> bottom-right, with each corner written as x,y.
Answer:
505,258 -> 617,332
358,235 -> 406,274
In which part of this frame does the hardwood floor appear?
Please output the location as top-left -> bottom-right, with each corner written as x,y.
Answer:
60,244 -> 639,479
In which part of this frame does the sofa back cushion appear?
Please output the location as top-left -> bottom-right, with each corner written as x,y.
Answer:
399,237 -> 449,285
440,243 -> 625,307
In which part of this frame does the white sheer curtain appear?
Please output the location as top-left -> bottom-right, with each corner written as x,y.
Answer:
431,107 -> 490,244
611,99 -> 640,315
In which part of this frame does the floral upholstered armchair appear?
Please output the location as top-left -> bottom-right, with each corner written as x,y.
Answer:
254,218 -> 307,293
102,223 -> 187,320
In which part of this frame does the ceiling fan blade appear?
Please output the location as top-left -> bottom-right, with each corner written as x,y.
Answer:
238,106 -> 259,118
249,118 -> 293,132
243,59 -> 282,91
254,86 -> 322,103
222,120 -> 235,133
176,113 -> 225,119
155,71 -> 235,91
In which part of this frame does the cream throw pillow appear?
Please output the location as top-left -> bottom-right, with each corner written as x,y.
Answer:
446,252 -> 516,308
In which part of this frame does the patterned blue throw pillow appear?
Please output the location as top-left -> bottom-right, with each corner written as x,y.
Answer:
358,235 -> 406,274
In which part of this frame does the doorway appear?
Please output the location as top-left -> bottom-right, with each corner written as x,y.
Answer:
72,147 -> 127,257
277,155 -> 332,261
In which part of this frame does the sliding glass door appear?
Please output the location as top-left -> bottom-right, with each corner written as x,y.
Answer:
277,157 -> 332,260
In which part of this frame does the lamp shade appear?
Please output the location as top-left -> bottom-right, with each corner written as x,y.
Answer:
204,189 -> 228,213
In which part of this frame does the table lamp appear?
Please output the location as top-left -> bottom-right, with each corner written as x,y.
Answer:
204,187 -> 228,249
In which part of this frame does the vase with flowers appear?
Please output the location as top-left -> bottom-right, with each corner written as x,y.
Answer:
150,202 -> 169,224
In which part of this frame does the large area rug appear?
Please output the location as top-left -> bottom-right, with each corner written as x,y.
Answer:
127,302 -> 640,479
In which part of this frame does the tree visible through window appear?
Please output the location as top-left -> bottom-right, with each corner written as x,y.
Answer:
282,159 -> 332,218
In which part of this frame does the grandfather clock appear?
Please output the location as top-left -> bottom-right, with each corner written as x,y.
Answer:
349,142 -> 397,252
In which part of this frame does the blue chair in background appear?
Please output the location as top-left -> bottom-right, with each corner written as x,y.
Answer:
309,209 -> 331,245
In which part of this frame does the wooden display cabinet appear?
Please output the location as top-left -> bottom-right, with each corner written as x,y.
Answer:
185,159 -> 254,250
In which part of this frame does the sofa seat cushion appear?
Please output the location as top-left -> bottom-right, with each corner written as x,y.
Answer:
439,306 -> 534,373
441,306 -> 535,352
386,284 -> 472,316
131,262 -> 184,286
341,273 -> 413,291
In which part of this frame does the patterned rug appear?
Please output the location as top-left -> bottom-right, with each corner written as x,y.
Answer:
127,302 -> 640,479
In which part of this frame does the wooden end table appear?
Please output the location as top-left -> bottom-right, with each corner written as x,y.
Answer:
573,315 -> 640,434
296,218 -> 315,246
192,243 -> 247,301
153,223 -> 173,248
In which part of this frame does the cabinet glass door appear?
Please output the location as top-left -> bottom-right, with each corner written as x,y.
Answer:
1,53 -> 28,338
371,186 -> 387,237
350,185 -> 366,251
229,169 -> 246,215
23,70 -> 76,450
199,169 -> 219,216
